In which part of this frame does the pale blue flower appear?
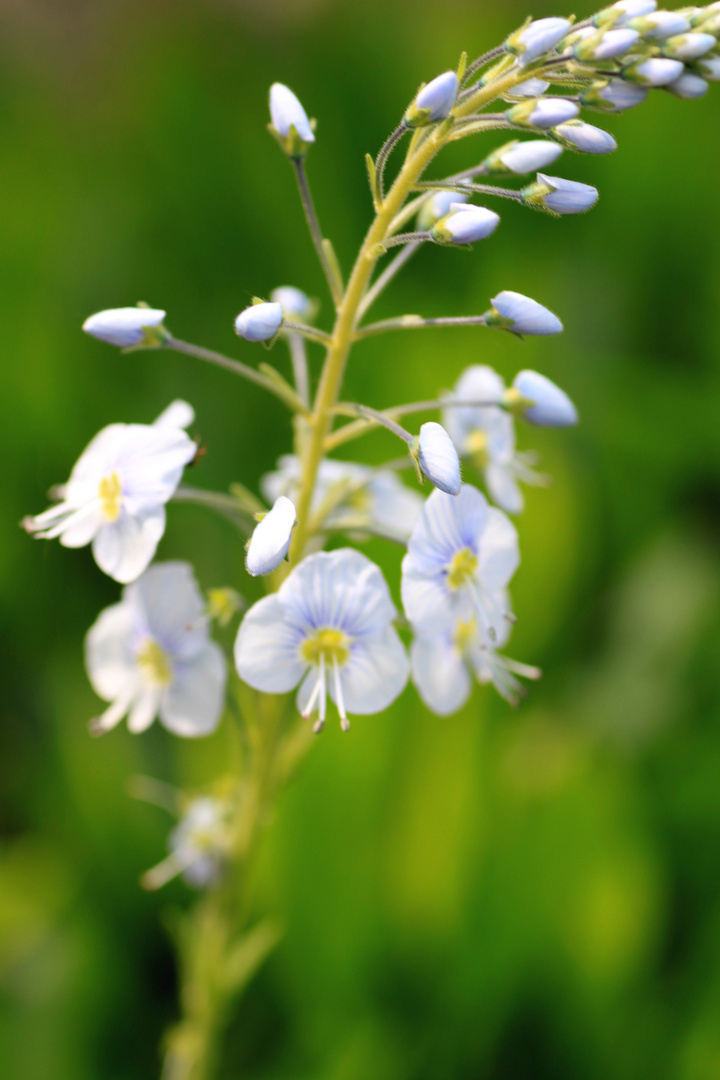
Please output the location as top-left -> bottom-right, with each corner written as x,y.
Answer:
24,402 -> 197,583
401,485 -> 519,639
83,306 -> 166,348
86,562 -> 227,737
408,70 -> 458,124
580,79 -> 649,111
509,17 -> 573,66
235,302 -> 284,342
417,422 -> 462,495
527,173 -> 599,214
487,290 -> 563,335
511,370 -> 578,427
662,32 -> 716,59
552,121 -> 618,154
622,57 -> 685,85
494,139 -> 563,174
246,495 -> 296,577
508,98 -> 580,129
575,27 -> 640,60
269,83 -> 315,143
433,204 -> 500,245
235,549 -> 409,732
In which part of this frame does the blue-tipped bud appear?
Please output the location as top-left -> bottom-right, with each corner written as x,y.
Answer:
415,422 -> 462,495
696,56 -> 720,81
662,32 -> 717,60
405,71 -> 458,127
234,302 -> 284,342
666,71 -> 710,97
269,83 -> 315,158
621,57 -> 685,85
581,78 -> 649,111
575,27 -> 640,60
246,496 -> 296,577
507,370 -> 578,427
507,97 -> 580,129
484,139 -> 563,175
485,291 -> 563,336
83,306 -> 167,348
507,17 -> 573,66
521,173 -> 599,215
551,120 -> 618,154
432,204 -> 500,245
627,11 -> 691,37
270,286 -> 315,322
595,1 -> 657,27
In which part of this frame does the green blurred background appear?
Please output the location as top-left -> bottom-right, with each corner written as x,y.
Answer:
2,0 -> 720,1077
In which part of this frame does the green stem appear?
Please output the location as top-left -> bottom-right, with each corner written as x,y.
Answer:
292,160 -> 344,308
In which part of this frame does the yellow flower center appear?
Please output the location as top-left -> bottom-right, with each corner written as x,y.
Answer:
347,488 -> 372,513
453,617 -> 478,653
465,429 -> 489,468
136,639 -> 173,687
300,628 -> 351,667
446,547 -> 478,590
98,471 -> 122,522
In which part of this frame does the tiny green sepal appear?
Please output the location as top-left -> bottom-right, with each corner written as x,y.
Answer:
408,436 -> 425,484
502,386 -> 535,415
267,121 -> 313,161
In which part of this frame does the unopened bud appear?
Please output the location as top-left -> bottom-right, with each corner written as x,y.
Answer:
485,291 -> 563,335
666,71 -> 710,96
551,119 -> 618,154
507,97 -> 580,129
234,301 -> 283,342
506,370 -> 578,427
270,286 -> 316,323
269,83 -> 315,158
83,306 -> 167,348
662,31 -> 717,59
622,57 -> 685,84
414,422 -> 462,495
432,204 -> 500,245
483,138 -> 563,174
246,496 -> 296,576
417,188 -> 469,230
595,1 -> 658,27
405,71 -> 458,127
575,27 -> 640,60
521,173 -> 599,215
580,78 -> 649,110
627,11 -> 691,37
696,55 -> 720,80
506,17 -> 573,66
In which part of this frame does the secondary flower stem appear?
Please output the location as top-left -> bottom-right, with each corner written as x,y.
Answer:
283,320 -> 333,346
356,314 -> 489,338
326,397 -> 501,451
287,332 -> 310,408
171,486 -> 255,533
375,122 -> 408,203
292,159 -> 344,308
356,240 -> 423,321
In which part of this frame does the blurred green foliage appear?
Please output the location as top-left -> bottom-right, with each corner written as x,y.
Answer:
2,1 -> 720,1077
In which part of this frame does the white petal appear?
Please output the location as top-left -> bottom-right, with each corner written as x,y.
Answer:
57,505 -> 104,548
160,642 -> 227,737
116,425 -> 196,512
336,626 -> 409,714
246,496 -> 296,577
485,463 -> 525,515
234,594 -> 307,693
401,564 -> 458,634
92,507 -> 166,584
478,507 -> 520,593
269,83 -> 315,142
128,688 -> 161,733
154,400 -> 195,429
403,485 -> 489,579
82,307 -> 166,348
85,600 -> 136,701
417,422 -> 462,495
411,634 -> 471,715
126,561 -> 209,660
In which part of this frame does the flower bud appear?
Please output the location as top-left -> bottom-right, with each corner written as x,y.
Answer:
662,32 -> 716,59
270,286 -> 315,322
485,291 -> 563,335
697,12 -> 720,33
234,301 -> 283,342
622,57 -> 685,84
246,496 -> 296,576
415,422 -> 461,495
507,97 -> 580,129
83,306 -> 167,348
405,71 -> 458,127
506,370 -> 578,427
483,139 -> 563,175
666,71 -> 710,96
417,188 -> 469,230
595,1 -> 658,28
551,120 -> 618,154
627,11 -> 691,38
269,83 -> 315,158
506,17 -> 573,66
696,55 -> 720,80
521,173 -> 599,215
511,77 -> 551,97
575,27 -> 640,60
580,78 -> 649,110
432,204 -> 500,245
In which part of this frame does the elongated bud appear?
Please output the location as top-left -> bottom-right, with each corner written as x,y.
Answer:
697,13 -> 720,34
662,32 -> 717,59
696,55 -> 720,80
431,204 -> 500,245
595,1 -> 657,28
505,370 -> 578,427
405,71 -> 458,127
627,11 -> 691,37
270,286 -> 316,322
234,301 -> 283,342
269,83 -> 315,159
482,139 -> 563,175
413,422 -> 461,495
621,57 -> 685,85
507,97 -> 580,129
485,291 -> 563,336
580,78 -> 649,111
417,188 -> 469,230
666,71 -> 709,96
246,496 -> 296,576
83,306 -> 167,348
551,120 -> 618,154
506,17 -> 573,66
575,27 -> 640,60
521,173 -> 599,215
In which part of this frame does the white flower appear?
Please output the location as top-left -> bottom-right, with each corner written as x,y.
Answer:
489,139 -> 564,174
269,83 -> 315,143
142,796 -> 232,891
261,455 -> 423,543
416,422 -> 462,495
622,57 -> 685,85
443,365 -> 545,514
24,402 -> 196,583
246,495 -> 296,577
581,79 -> 649,111
86,561 -> 227,737
575,27 -> 640,60
234,301 -> 283,342
524,173 -> 600,215
511,77 -> 551,97
417,188 -> 469,229
82,306 -> 166,348
628,11 -> 691,38
269,286 -> 314,321
552,120 -> 618,154
432,204 -> 500,245
486,290 -> 563,335
666,72 -> 710,97
662,31 -> 717,59
598,1 -> 657,27
508,98 -> 580,129
510,370 -> 578,427
410,612 -> 541,713
697,56 -> 720,80
508,17 -> 573,66
406,70 -> 458,125
234,549 -> 409,732
401,485 -> 519,639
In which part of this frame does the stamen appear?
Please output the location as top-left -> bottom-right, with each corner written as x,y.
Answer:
333,654 -> 350,732
301,669 -> 323,721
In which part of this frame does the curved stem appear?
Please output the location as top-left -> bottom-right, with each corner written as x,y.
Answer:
326,396 -> 501,451
282,321 -> 333,346
375,123 -> 408,203
292,159 -> 344,308
356,313 -> 489,338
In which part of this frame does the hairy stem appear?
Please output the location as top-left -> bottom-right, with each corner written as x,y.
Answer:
292,160 -> 344,308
